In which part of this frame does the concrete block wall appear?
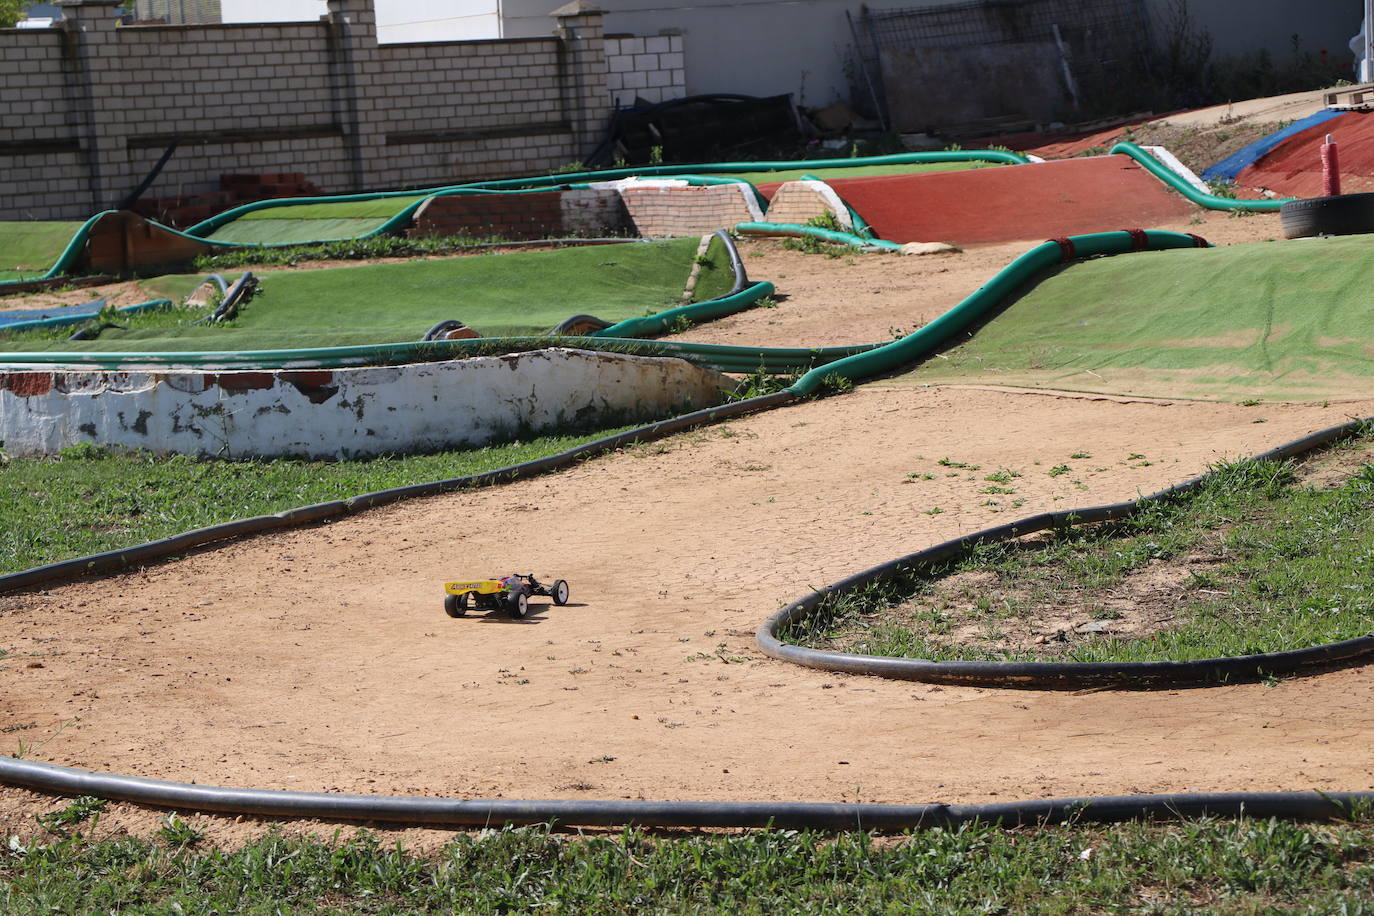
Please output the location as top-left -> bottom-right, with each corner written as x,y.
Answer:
0,350 -> 727,459
604,33 -> 685,107
0,27 -> 90,218
0,0 -> 613,221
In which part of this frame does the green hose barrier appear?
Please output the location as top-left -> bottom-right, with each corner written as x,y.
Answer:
0,299 -> 174,334
183,151 -> 1027,238
786,229 -> 1213,396
1110,142 -> 1291,212
0,335 -> 873,373
591,280 -> 775,337
734,221 -> 903,251
452,150 -> 1032,193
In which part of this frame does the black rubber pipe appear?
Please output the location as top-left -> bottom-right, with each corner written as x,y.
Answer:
757,416 -> 1374,688
0,758 -> 1368,831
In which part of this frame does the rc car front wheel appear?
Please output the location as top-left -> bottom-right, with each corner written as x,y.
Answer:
552,579 -> 570,606
444,594 -> 468,618
510,591 -> 530,619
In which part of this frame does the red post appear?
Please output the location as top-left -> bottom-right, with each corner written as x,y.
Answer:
1322,133 -> 1342,197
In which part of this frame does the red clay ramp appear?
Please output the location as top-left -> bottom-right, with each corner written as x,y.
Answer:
826,155 -> 1197,245
1238,111 -> 1374,198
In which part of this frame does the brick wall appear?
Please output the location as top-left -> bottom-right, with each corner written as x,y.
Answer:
761,180 -> 854,231
0,0 -> 611,221
618,183 -> 761,238
604,34 -> 684,107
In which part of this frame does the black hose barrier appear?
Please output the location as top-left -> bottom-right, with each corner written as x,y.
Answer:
117,139 -> 179,212
421,320 -> 472,341
0,757 -> 1369,830
757,416 -> 1374,689
713,228 -> 749,295
549,314 -> 614,335
0,390 -> 797,595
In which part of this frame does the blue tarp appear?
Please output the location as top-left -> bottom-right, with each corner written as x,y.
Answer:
0,299 -> 105,327
1201,110 -> 1342,182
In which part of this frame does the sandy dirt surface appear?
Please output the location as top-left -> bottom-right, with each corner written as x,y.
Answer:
5,203 -> 1371,848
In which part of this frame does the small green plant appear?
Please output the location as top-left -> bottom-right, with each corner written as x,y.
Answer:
158,812 -> 202,848
938,458 -> 980,470
649,145 -> 664,165
1047,464 -> 1071,477
35,796 -> 106,833
667,315 -> 693,334
1070,452 -> 1092,459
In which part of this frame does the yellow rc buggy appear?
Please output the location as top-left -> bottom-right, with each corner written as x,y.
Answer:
443,573 -> 570,619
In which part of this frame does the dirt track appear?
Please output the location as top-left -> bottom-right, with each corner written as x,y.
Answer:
4,208 -> 1373,845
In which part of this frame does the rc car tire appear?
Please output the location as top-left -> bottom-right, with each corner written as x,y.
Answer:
1280,193 -> 1374,239
510,591 -> 530,619
444,594 -> 468,618
552,579 -> 570,606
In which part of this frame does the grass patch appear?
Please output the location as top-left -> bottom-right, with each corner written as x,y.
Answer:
4,816 -> 1374,912
0,238 -> 714,351
0,222 -> 85,277
791,446 -> 1374,664
189,233 -> 515,271
889,234 -> 1374,402
720,160 -> 996,185
0,427 -> 632,575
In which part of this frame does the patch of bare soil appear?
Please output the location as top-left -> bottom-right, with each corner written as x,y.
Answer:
1111,121 -> 1283,179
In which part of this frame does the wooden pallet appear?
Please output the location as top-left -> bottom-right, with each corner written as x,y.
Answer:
1324,83 -> 1374,109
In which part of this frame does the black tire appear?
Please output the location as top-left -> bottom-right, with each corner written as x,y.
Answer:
510,591 -> 530,619
1280,193 -> 1374,239
444,593 -> 468,618
552,579 -> 570,606
551,314 -> 613,336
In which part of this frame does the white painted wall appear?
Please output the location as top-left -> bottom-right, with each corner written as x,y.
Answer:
0,350 -> 726,459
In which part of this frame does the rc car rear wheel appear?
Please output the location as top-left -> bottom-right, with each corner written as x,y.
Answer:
444,593 -> 468,618
552,579 -> 570,606
510,591 -> 530,619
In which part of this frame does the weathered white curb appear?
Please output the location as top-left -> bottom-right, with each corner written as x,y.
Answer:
0,349 -> 726,459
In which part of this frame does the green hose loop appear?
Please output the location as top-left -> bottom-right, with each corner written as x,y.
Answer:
1110,142 -> 1291,212
734,222 -> 904,251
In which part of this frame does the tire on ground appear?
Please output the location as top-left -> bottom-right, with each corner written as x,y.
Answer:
1280,193 -> 1374,239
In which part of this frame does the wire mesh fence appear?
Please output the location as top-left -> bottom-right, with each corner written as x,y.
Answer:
855,0 -> 1155,128
129,0 -> 224,26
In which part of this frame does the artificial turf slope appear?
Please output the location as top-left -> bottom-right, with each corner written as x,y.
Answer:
0,221 -> 85,282
890,234 -> 1374,402
0,237 -> 719,352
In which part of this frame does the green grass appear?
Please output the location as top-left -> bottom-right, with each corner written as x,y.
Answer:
0,221 -> 85,277
5,816 -> 1374,913
0,238 -> 720,351
721,160 -> 994,186
203,196 -> 431,244
235,195 -> 431,221
887,234 -> 1374,402
0,428 -> 631,575
791,447 -> 1374,664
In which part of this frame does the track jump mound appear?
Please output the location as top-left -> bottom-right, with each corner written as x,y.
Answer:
894,234 -> 1374,402
1238,111 -> 1374,199
828,155 -> 1197,245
